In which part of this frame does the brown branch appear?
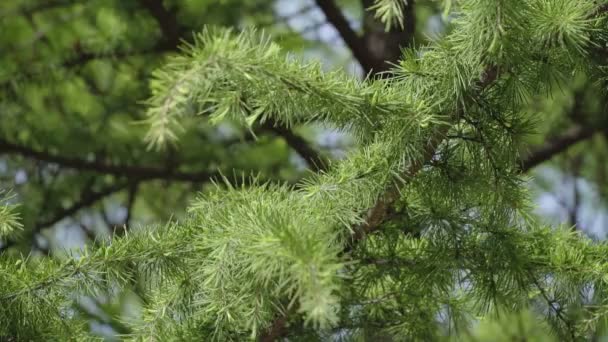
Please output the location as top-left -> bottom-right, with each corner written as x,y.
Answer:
107,182 -> 140,237
341,0 -> 418,244
15,182 -> 136,253
361,0 -> 416,74
351,65 -> 499,246
36,183 -> 127,231
137,0 -> 182,50
520,125 -> 599,172
0,138 -> 219,183
78,222 -> 98,243
124,182 -> 139,228
259,315 -> 290,342
263,123 -> 329,172
314,0 -> 377,73
304,0 -> 417,245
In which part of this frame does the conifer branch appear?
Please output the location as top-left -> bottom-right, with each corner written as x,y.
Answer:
529,272 -> 577,339
258,2 -> 608,338
348,66 -> 499,248
258,47 -> 498,342
140,0 -> 327,173
349,81 -> 602,244
347,0 -> 608,244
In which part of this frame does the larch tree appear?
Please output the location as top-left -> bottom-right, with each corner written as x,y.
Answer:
1,0 -> 608,341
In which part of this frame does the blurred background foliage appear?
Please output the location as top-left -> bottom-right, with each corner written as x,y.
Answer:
1,0 -> 607,339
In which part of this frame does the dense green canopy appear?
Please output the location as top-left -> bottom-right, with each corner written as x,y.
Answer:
1,0 -> 608,340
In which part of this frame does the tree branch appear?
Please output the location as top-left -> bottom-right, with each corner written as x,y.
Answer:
0,138 -> 219,183
314,0 -> 377,73
528,271 -> 576,339
137,0 -> 182,50
9,181 -> 141,252
258,72 -> 602,342
124,182 -> 139,228
36,183 -> 127,231
263,123 -> 329,172
11,182 -> 130,254
259,1 -> 415,338
361,0 -> 416,73
259,314 -> 290,342
520,125 -> 599,172
350,65 -> 499,244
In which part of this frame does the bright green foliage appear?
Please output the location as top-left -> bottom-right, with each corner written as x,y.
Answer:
463,310 -> 554,341
369,0 -> 408,30
0,191 -> 22,239
0,0 -> 310,257
144,29 -> 412,149
2,0 -> 608,341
